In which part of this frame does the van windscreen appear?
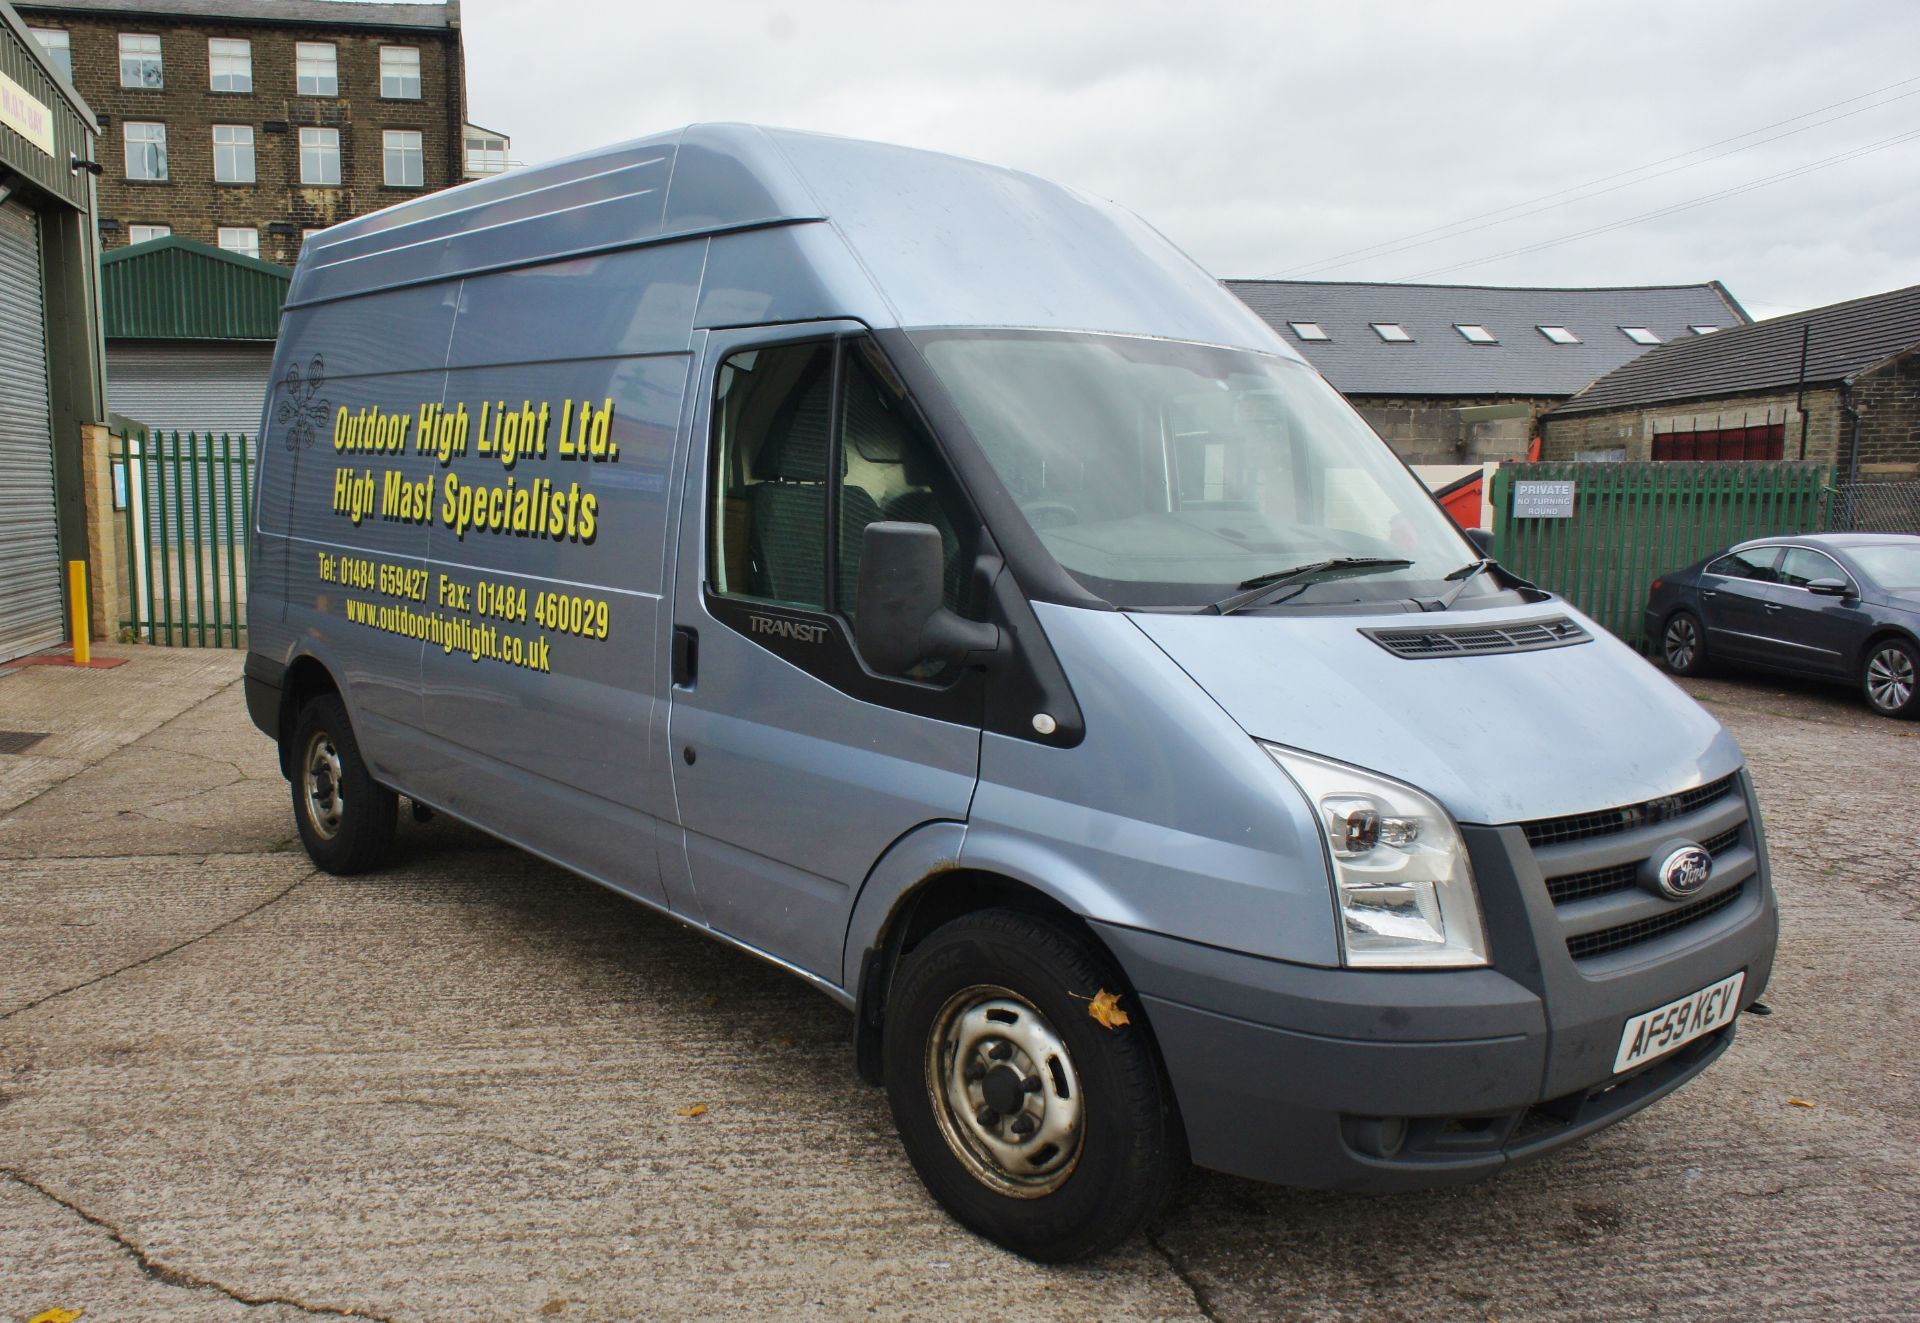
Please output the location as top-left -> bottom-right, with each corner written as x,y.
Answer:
912,330 -> 1476,610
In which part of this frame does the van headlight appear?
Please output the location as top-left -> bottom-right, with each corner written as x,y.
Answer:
1262,744 -> 1489,969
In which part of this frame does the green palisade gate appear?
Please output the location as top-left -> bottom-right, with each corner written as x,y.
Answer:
112,427 -> 255,647
1490,462 -> 1834,650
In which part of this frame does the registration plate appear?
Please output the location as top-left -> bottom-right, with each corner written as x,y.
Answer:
1613,972 -> 1745,1074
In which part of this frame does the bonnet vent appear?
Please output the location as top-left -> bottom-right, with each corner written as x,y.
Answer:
1363,615 -> 1591,659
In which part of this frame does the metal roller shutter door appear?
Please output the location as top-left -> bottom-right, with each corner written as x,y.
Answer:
106,341 -> 276,437
0,199 -> 62,663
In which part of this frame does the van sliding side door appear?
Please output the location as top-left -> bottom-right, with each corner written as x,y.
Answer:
665,323 -> 985,986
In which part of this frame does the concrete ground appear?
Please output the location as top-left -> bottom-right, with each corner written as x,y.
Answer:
1,647 -> 1915,1322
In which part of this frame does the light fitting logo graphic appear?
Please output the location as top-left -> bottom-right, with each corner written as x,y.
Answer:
275,354 -> 331,452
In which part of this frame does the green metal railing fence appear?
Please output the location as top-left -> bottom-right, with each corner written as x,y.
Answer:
1490,461 -> 1834,651
111,427 -> 255,647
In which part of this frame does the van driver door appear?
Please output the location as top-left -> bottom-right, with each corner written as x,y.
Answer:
665,323 -> 986,986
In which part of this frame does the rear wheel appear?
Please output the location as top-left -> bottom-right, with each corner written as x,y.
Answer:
1862,637 -> 1919,718
289,694 -> 397,873
1662,610 -> 1710,676
882,909 -> 1181,1262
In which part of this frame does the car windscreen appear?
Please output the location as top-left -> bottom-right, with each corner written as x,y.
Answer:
1849,543 -> 1920,590
910,329 -> 1476,609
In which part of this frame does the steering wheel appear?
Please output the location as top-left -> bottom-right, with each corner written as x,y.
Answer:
1020,500 -> 1080,530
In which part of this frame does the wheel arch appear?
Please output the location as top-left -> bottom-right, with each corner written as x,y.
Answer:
276,652 -> 345,779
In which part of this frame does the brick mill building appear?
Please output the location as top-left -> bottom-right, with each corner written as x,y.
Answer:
1226,279 -> 1750,464
1542,282 -> 1920,485
15,0 -> 506,268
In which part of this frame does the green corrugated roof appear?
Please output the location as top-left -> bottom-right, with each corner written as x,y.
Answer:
101,237 -> 290,341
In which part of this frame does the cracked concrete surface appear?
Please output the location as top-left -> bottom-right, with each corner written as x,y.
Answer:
1,649 -> 1916,1321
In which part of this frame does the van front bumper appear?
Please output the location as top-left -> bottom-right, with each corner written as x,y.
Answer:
1090,818 -> 1777,1192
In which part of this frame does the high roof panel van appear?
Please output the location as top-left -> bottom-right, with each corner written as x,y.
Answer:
245,125 -> 1777,1261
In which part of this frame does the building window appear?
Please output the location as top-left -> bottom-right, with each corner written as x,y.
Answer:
299,127 -> 340,185
128,223 -> 170,244
208,38 -> 253,92
213,125 -> 256,183
296,42 -> 338,96
30,29 -> 70,80
218,227 -> 260,259
1651,424 -> 1785,462
1287,321 -> 1329,342
1371,322 -> 1412,343
464,130 -> 510,176
1621,326 -> 1662,345
1455,324 -> 1498,344
124,122 -> 168,180
381,46 -> 421,99
119,33 -> 164,88
383,129 -> 424,187
1538,325 -> 1580,344
1690,325 -> 1719,335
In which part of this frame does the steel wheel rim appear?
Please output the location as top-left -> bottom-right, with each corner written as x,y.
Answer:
1867,647 -> 1915,712
303,730 -> 345,840
1665,616 -> 1698,670
925,984 -> 1084,1198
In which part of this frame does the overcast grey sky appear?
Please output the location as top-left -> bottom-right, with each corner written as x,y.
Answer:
458,0 -> 1920,318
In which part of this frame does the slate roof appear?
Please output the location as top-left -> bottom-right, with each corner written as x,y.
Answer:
13,0 -> 456,30
1224,279 -> 1749,398
1552,282 -> 1920,416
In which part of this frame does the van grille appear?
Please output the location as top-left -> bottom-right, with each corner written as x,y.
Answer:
1566,884 -> 1746,961
1544,824 -> 1744,905
1363,615 -> 1590,659
1521,774 -> 1740,849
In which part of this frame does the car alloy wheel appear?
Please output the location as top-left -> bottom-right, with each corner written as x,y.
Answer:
1866,644 -> 1916,714
1664,614 -> 1700,671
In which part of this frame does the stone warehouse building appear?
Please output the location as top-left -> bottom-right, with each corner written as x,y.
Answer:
1542,282 -> 1920,484
1226,279 -> 1749,464
15,0 -> 505,268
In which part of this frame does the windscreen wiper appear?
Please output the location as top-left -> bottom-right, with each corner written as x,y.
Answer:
1206,557 -> 1414,616
1428,558 -> 1492,611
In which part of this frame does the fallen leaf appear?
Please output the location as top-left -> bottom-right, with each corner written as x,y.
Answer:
676,1103 -> 708,1118
539,1300 -> 567,1316
1787,1098 -> 1815,1108
29,1311 -> 84,1323
1087,988 -> 1131,1030
702,994 -> 721,1008
777,1037 -> 795,1048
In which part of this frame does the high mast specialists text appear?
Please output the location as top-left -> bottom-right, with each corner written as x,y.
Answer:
329,398 -> 618,542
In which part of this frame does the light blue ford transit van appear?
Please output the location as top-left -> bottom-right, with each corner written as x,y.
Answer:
245,125 -> 1777,1261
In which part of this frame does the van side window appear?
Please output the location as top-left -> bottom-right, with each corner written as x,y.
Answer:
711,337 -> 970,620
712,341 -> 835,609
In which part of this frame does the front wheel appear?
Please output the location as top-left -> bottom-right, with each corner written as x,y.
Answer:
882,909 -> 1181,1262
1862,637 -> 1919,718
1662,609 -> 1710,676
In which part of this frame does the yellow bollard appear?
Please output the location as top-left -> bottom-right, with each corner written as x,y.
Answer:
68,560 -> 90,666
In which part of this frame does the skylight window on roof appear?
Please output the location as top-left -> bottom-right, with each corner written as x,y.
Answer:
1289,322 -> 1329,342
1621,326 -> 1662,345
1538,325 -> 1579,344
1455,324 -> 1497,344
1371,323 -> 1412,343
1690,325 -> 1719,335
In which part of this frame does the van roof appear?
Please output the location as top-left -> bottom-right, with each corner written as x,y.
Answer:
290,124 -> 1290,354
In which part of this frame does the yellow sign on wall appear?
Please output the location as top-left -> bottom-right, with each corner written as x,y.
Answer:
1,69 -> 55,157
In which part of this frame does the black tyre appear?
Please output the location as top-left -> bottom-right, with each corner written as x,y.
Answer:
882,909 -> 1181,1262
1862,636 -> 1920,718
289,694 -> 397,874
1661,609 -> 1710,676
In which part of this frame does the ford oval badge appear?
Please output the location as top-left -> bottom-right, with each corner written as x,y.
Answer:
1656,845 -> 1713,900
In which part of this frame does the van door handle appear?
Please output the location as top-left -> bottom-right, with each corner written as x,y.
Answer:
672,626 -> 698,688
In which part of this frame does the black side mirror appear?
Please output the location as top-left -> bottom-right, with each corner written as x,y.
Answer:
1465,527 -> 1495,557
1806,577 -> 1851,597
854,521 -> 999,676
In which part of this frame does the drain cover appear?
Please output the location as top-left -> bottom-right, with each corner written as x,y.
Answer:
0,730 -> 50,754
